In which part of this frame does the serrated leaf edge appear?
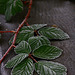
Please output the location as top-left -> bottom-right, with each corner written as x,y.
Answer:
35,61 -> 67,75
33,45 -> 63,60
38,27 -> 70,40
11,58 -> 34,75
14,41 -> 31,54
28,35 -> 51,50
5,53 -> 28,68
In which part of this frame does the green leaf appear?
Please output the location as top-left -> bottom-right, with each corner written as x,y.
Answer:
9,24 -> 47,45
0,0 -> 8,14
28,36 -> 51,51
20,26 -> 34,31
5,53 -> 28,68
33,45 -> 62,59
9,26 -> 34,44
14,41 -> 31,54
16,30 -> 34,43
39,27 -> 70,40
35,61 -> 67,75
12,58 -> 33,75
31,24 -> 47,30
5,0 -> 23,21
20,24 -> 47,31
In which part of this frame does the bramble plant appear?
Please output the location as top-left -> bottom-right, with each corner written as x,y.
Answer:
0,0 -> 70,75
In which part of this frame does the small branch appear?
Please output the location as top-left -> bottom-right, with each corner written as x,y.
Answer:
0,31 -> 16,33
12,0 -> 32,45
0,0 -> 33,64
0,45 -> 13,64
29,54 -> 38,63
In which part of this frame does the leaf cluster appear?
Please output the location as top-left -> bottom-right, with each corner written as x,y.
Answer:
5,24 -> 69,75
9,24 -> 69,45
0,0 -> 70,75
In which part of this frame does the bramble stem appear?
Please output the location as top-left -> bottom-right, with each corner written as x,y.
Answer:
0,0 -> 33,64
0,45 -> 13,64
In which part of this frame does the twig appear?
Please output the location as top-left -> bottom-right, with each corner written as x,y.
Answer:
0,45 -> 13,64
0,0 -> 33,64
0,31 -> 16,33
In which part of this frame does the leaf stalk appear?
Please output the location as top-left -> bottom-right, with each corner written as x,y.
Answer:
29,54 -> 38,63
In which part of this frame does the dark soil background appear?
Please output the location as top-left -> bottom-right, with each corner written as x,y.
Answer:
0,0 -> 75,75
